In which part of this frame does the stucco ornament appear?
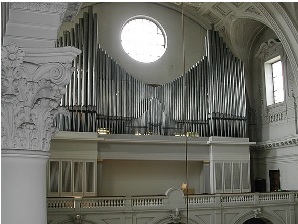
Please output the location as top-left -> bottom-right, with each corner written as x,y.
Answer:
170,208 -> 181,223
252,207 -> 262,218
71,214 -> 86,224
1,43 -> 25,67
1,43 -> 72,152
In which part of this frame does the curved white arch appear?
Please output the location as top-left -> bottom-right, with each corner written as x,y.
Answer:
253,3 -> 298,93
227,3 -> 298,96
152,216 -> 200,224
232,210 -> 285,224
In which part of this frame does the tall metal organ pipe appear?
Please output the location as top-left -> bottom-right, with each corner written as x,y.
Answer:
56,8 -> 247,138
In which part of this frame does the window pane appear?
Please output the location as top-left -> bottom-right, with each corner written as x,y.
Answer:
271,60 -> 284,103
121,16 -> 167,63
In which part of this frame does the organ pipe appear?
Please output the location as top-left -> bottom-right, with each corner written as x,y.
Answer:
56,7 -> 247,138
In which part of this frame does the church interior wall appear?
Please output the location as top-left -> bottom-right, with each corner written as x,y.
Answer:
250,26 -> 297,142
100,160 -> 202,196
2,2 -> 298,223
251,146 -> 298,191
249,24 -> 298,192
60,2 -> 207,85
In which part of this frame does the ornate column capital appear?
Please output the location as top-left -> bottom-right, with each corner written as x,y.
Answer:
1,42 -> 81,152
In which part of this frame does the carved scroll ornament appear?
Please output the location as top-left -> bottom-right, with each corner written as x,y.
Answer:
1,42 -> 77,151
255,39 -> 283,60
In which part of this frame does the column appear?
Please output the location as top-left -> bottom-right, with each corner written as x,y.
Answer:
1,43 -> 80,223
2,3 -> 80,223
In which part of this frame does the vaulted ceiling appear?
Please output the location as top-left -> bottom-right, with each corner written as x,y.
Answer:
62,2 -> 298,70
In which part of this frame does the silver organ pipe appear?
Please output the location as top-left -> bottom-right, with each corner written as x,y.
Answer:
56,9 -> 247,137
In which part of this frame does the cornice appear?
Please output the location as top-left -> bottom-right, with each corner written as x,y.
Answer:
1,149 -> 50,158
23,46 -> 81,64
251,136 -> 298,150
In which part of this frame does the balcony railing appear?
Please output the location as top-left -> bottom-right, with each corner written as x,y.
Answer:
48,191 -> 298,211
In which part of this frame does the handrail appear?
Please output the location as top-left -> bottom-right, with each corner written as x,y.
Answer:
47,191 -> 298,210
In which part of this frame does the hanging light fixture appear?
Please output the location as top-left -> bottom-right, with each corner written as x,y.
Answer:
180,3 -> 189,224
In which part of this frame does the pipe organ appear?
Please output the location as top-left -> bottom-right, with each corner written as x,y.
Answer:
56,7 -> 247,137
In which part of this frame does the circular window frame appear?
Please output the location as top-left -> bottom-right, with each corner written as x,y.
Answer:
120,15 -> 167,63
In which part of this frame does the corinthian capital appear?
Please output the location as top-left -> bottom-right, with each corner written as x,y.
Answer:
1,43 -> 81,151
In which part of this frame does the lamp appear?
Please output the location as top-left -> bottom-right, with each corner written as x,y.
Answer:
97,128 -> 110,135
180,3 -> 189,223
181,182 -> 187,190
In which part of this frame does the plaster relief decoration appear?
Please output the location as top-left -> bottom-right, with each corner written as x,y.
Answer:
252,136 -> 298,150
268,111 -> 286,123
245,6 -> 261,17
213,3 -> 232,17
170,208 -> 181,224
248,108 -> 256,125
10,2 -> 68,23
258,84 -> 263,106
231,2 -> 244,8
203,10 -> 220,24
252,208 -> 262,218
1,42 -> 80,152
255,39 -> 283,60
70,214 -> 86,224
63,3 -> 82,22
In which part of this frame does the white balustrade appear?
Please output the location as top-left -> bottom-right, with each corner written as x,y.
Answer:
80,198 -> 126,208
259,192 -> 289,202
47,191 -> 297,211
221,194 -> 254,203
47,198 -> 74,209
187,195 -> 215,205
132,197 -> 165,207
47,191 -> 298,224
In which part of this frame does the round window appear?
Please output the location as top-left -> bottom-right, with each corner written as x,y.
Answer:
121,16 -> 167,63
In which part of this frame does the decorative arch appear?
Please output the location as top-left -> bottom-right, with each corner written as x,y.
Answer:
229,3 -> 298,96
232,210 -> 285,224
253,3 -> 298,93
54,214 -> 98,224
152,216 -> 199,224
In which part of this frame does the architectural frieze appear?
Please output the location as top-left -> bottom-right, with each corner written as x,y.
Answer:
1,42 -> 80,152
272,2 -> 298,44
10,2 -> 68,14
251,136 -> 298,150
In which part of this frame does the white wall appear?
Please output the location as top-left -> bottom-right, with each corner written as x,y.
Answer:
251,27 -> 298,142
100,160 -> 203,196
60,2 -> 207,85
252,146 -> 298,191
